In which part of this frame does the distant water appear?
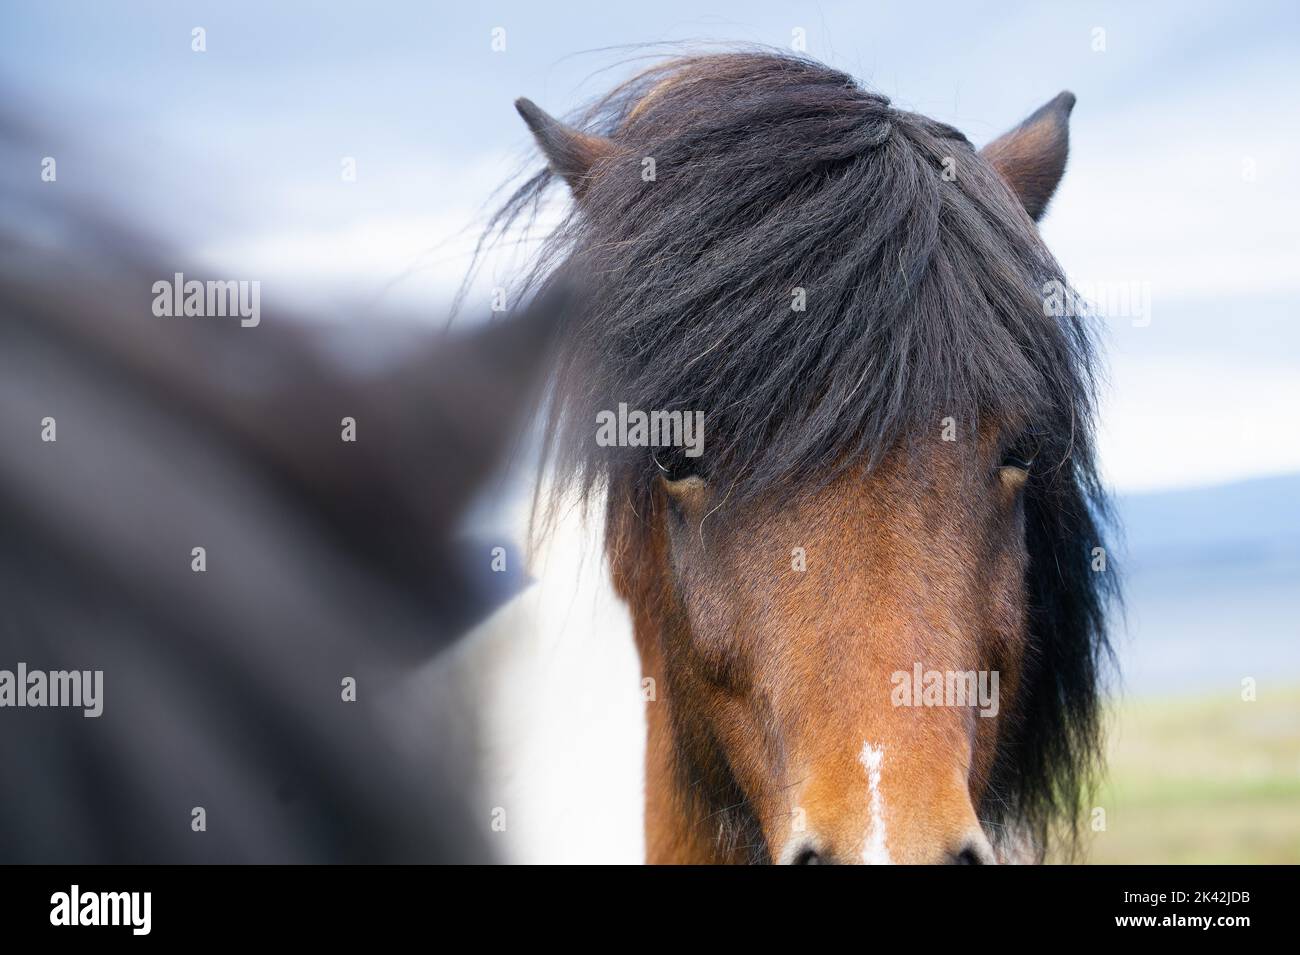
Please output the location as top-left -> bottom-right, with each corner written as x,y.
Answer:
1112,475 -> 1300,698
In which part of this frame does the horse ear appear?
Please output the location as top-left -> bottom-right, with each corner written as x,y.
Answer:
515,97 -> 615,195
980,91 -> 1075,221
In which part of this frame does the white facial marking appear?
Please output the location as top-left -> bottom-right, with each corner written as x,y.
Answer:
859,741 -> 893,865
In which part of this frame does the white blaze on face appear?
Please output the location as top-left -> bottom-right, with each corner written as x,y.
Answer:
858,741 -> 893,864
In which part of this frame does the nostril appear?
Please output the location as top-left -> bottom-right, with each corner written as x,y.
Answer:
951,835 -> 997,865
780,838 -> 828,864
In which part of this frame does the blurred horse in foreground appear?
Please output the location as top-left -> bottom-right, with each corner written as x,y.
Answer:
0,122 -> 562,862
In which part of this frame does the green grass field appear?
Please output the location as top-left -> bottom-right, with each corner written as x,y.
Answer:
1079,688 -> 1300,864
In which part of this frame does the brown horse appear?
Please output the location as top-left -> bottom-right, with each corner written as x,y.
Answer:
497,51 -> 1115,864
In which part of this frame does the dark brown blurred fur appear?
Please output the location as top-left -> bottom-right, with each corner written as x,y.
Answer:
0,126 -> 563,862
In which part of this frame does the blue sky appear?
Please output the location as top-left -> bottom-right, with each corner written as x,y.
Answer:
4,0 -> 1298,492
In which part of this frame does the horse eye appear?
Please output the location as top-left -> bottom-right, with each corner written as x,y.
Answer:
654,449 -> 703,483
1000,434 -> 1041,472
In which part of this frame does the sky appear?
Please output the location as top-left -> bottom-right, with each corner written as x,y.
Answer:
3,0 -> 1298,493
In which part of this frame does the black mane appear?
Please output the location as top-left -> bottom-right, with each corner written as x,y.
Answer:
487,49 -> 1117,859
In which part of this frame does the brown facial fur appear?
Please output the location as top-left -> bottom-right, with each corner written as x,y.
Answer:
609,432 -> 1031,864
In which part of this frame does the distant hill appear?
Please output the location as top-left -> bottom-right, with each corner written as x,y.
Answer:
1115,474 -> 1300,572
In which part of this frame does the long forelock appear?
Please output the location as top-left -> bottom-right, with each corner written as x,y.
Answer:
523,52 -> 1097,510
